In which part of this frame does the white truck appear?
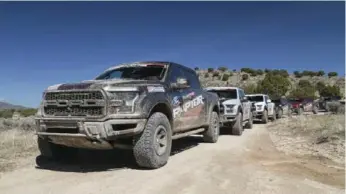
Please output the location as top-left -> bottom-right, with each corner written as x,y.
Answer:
205,87 -> 253,136
246,94 -> 276,123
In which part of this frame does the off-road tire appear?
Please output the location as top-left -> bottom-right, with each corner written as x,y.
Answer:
37,137 -> 78,162
298,107 -> 303,115
261,109 -> 269,124
244,111 -> 253,129
277,108 -> 283,119
133,112 -> 172,169
312,105 -> 318,114
232,112 -> 243,135
271,110 -> 277,121
203,111 -> 220,143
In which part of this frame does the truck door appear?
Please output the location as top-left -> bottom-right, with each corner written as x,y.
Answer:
167,65 -> 187,132
182,69 -> 206,129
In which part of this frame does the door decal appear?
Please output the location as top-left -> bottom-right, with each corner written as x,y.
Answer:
173,95 -> 204,119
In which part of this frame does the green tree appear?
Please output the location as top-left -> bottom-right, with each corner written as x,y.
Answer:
317,70 -> 325,76
256,72 -> 291,99
232,69 -> 237,72
194,67 -> 199,71
289,80 -> 316,99
264,68 -> 271,73
320,85 -> 340,97
328,72 -> 338,77
293,71 -> 302,78
316,81 -> 326,92
207,68 -> 214,73
218,66 -> 228,72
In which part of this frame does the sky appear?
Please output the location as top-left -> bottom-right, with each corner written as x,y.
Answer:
0,1 -> 345,107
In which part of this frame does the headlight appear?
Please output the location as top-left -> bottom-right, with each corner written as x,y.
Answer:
107,91 -> 139,114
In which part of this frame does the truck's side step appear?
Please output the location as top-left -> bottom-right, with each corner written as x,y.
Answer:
172,128 -> 205,140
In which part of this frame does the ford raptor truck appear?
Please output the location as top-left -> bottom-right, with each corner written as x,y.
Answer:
205,87 -> 253,136
35,61 -> 220,169
246,94 -> 276,124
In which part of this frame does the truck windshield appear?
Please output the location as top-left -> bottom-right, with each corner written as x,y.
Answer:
247,96 -> 264,102
209,90 -> 237,100
95,65 -> 167,81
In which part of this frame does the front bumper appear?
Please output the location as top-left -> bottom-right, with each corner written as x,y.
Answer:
220,113 -> 237,123
35,117 -> 147,149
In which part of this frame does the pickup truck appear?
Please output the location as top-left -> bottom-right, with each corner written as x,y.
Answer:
271,97 -> 292,118
246,94 -> 276,123
205,87 -> 253,136
35,61 -> 220,169
289,98 -> 318,115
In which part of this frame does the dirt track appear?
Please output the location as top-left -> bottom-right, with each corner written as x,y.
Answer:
0,123 -> 344,194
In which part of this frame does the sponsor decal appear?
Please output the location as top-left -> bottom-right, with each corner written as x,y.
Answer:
172,96 -> 181,106
173,95 -> 204,119
147,86 -> 165,93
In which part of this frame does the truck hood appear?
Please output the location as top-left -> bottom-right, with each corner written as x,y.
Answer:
46,79 -> 163,91
220,99 -> 238,105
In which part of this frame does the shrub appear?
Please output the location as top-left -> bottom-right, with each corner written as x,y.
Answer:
289,80 -> 316,99
294,71 -> 302,78
244,84 -> 258,94
242,74 -> 249,80
222,74 -> 230,81
212,71 -> 220,77
204,73 -> 209,78
233,69 -> 237,72
328,72 -> 338,77
228,71 -> 233,76
317,70 -> 325,76
218,66 -> 228,72
194,67 -> 199,71
207,68 -> 214,73
256,69 -> 264,76
264,68 -> 271,73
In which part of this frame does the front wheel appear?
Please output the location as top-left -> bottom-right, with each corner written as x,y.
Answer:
261,109 -> 269,124
277,108 -> 283,119
232,112 -> 243,135
244,111 -> 253,129
133,112 -> 172,169
298,107 -> 303,115
203,111 -> 220,143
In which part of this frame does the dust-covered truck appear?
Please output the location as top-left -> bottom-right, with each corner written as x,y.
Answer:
246,94 -> 276,123
205,87 -> 254,136
35,61 -> 220,169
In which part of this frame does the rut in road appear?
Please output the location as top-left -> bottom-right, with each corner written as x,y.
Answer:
0,123 -> 344,194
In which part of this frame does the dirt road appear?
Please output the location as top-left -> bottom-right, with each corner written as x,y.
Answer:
0,123 -> 344,194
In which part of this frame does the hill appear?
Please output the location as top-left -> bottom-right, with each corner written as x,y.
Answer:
0,101 -> 27,110
196,68 -> 345,98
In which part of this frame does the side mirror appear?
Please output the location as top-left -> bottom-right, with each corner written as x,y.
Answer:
171,77 -> 189,89
267,99 -> 272,103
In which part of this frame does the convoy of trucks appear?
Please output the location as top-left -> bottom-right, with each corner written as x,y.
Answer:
34,61 -> 330,169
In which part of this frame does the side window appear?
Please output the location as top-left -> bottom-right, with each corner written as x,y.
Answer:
185,70 -> 201,89
238,89 -> 245,99
167,65 -> 185,84
265,96 -> 269,102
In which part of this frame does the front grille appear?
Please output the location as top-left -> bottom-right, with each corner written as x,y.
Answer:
43,91 -> 106,117
45,91 -> 103,101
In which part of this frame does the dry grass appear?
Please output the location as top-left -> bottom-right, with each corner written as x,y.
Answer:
268,115 -> 345,165
0,117 -> 38,173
